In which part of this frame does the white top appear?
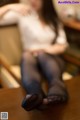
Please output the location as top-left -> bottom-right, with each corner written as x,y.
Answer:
0,10 -> 67,50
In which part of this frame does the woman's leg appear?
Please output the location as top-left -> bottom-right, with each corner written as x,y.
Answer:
20,52 -> 45,111
37,52 -> 68,104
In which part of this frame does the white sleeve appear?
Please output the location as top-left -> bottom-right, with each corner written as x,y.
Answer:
0,10 -> 22,26
56,24 -> 68,45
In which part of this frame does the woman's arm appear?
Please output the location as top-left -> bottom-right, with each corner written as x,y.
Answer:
43,43 -> 68,55
0,4 -> 20,25
0,4 -> 29,25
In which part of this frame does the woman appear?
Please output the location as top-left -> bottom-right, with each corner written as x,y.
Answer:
0,0 -> 69,111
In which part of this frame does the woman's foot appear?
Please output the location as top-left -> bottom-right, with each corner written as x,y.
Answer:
22,94 -> 43,111
36,94 -> 68,110
46,82 -> 68,105
47,94 -> 68,105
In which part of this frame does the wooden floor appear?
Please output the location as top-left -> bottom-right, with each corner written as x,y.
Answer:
0,76 -> 80,120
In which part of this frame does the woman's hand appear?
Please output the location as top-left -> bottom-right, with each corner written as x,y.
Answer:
30,49 -> 45,57
9,4 -> 31,15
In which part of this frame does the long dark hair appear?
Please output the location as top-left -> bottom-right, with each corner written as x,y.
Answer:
41,0 -> 59,39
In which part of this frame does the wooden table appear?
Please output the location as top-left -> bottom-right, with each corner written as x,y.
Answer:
0,76 -> 80,120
